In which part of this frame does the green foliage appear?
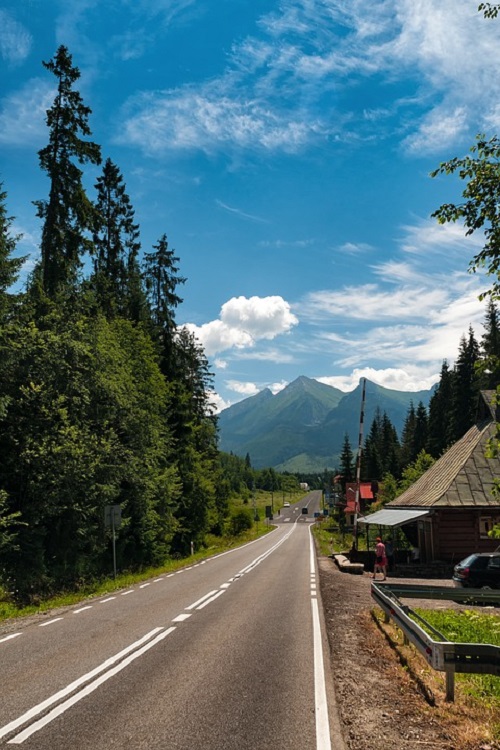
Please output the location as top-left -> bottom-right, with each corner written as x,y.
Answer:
431,134 -> 500,301
230,508 -> 254,535
415,608 -> 500,703
0,312 -> 181,599
34,46 -> 101,299
479,3 -> 500,19
0,45 -> 304,603
0,182 -> 25,323
339,433 -> 354,484
91,158 -> 146,322
398,450 -> 435,493
362,408 -> 401,480
374,472 -> 398,507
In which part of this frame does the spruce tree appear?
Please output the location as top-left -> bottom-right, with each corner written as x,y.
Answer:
362,408 -> 383,479
34,46 -> 101,299
400,401 -> 416,469
0,182 -> 25,322
168,327 -> 219,554
481,299 -> 500,388
91,158 -> 144,320
427,360 -> 454,457
338,433 -> 354,486
450,327 -> 481,441
413,402 -> 428,459
380,412 -> 400,477
142,234 -> 185,372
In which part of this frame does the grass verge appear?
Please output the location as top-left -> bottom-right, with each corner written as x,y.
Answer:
0,523 -> 275,624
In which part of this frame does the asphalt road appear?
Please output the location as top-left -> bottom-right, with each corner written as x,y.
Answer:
1,491 -> 344,750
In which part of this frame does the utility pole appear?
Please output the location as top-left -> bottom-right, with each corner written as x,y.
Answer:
353,378 -> 366,550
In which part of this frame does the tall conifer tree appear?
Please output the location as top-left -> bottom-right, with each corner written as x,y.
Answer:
427,360 -> 454,457
481,299 -> 500,388
92,158 -> 144,320
143,234 -> 185,372
413,402 -> 429,459
450,327 -> 480,441
400,401 -> 416,468
34,46 -> 101,299
338,433 -> 354,487
0,182 -> 24,322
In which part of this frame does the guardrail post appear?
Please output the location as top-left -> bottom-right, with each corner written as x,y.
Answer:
445,666 -> 455,702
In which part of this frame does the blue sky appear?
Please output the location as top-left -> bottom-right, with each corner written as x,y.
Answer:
0,1 -> 498,410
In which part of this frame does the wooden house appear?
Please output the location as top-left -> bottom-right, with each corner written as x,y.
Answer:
369,391 -> 500,563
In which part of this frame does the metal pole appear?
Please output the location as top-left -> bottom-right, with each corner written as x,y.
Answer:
445,666 -> 455,702
112,512 -> 117,580
353,377 -> 366,550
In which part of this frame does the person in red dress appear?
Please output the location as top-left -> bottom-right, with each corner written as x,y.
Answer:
371,537 -> 387,581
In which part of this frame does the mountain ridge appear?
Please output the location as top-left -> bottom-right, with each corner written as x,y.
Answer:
218,376 -> 436,471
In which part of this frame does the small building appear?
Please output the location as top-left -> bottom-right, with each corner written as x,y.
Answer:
343,481 -> 378,527
359,391 -> 500,563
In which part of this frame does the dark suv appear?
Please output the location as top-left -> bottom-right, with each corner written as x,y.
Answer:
452,552 -> 500,589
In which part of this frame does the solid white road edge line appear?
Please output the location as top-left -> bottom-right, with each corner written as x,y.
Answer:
311,598 -> 332,750
310,527 -> 332,750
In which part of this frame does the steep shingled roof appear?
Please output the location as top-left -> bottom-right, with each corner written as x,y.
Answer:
389,391 -> 500,509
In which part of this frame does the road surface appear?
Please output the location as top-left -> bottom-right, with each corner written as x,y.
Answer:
1,491 -> 344,750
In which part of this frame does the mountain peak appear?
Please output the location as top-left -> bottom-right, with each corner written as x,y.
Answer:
218,375 -> 436,471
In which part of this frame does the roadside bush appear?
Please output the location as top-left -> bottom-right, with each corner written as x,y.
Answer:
230,508 -> 253,535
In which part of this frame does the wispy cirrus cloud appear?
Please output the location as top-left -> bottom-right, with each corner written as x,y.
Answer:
216,200 -> 270,224
0,79 -> 53,146
118,84 -> 322,155
0,10 -> 32,65
116,0 -> 500,157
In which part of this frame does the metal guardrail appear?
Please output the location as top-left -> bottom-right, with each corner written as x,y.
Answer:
371,582 -> 500,700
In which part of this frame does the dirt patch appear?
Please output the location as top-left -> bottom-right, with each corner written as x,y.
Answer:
317,556 -> 500,750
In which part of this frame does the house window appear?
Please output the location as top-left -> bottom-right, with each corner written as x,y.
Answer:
479,516 -> 497,539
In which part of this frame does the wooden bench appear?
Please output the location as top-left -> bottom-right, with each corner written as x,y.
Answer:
333,554 -> 365,575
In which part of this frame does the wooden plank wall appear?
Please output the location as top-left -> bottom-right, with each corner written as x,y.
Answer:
433,509 -> 500,562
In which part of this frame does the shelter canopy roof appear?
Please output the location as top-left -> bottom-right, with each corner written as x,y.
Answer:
357,509 -> 430,528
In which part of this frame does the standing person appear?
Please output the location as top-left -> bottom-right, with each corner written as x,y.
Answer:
371,537 -> 387,580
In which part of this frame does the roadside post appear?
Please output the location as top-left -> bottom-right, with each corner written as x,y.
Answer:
104,504 -> 122,579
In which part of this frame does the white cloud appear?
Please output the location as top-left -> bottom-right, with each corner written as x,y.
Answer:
0,79 -> 53,146
317,367 -> 439,393
338,242 -> 374,255
0,10 -> 32,65
118,86 -> 319,155
207,391 -> 231,413
403,106 -> 468,154
115,0 -> 500,156
398,218 -> 484,257
214,358 -> 227,369
225,380 -> 260,396
268,380 -> 288,394
216,200 -> 270,224
183,295 -> 298,356
233,348 -> 297,363
301,283 -> 447,322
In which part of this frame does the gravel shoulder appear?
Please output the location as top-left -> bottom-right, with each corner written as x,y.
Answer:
317,555 -> 500,750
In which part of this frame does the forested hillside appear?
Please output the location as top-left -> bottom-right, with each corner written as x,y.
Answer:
0,46 -> 248,603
